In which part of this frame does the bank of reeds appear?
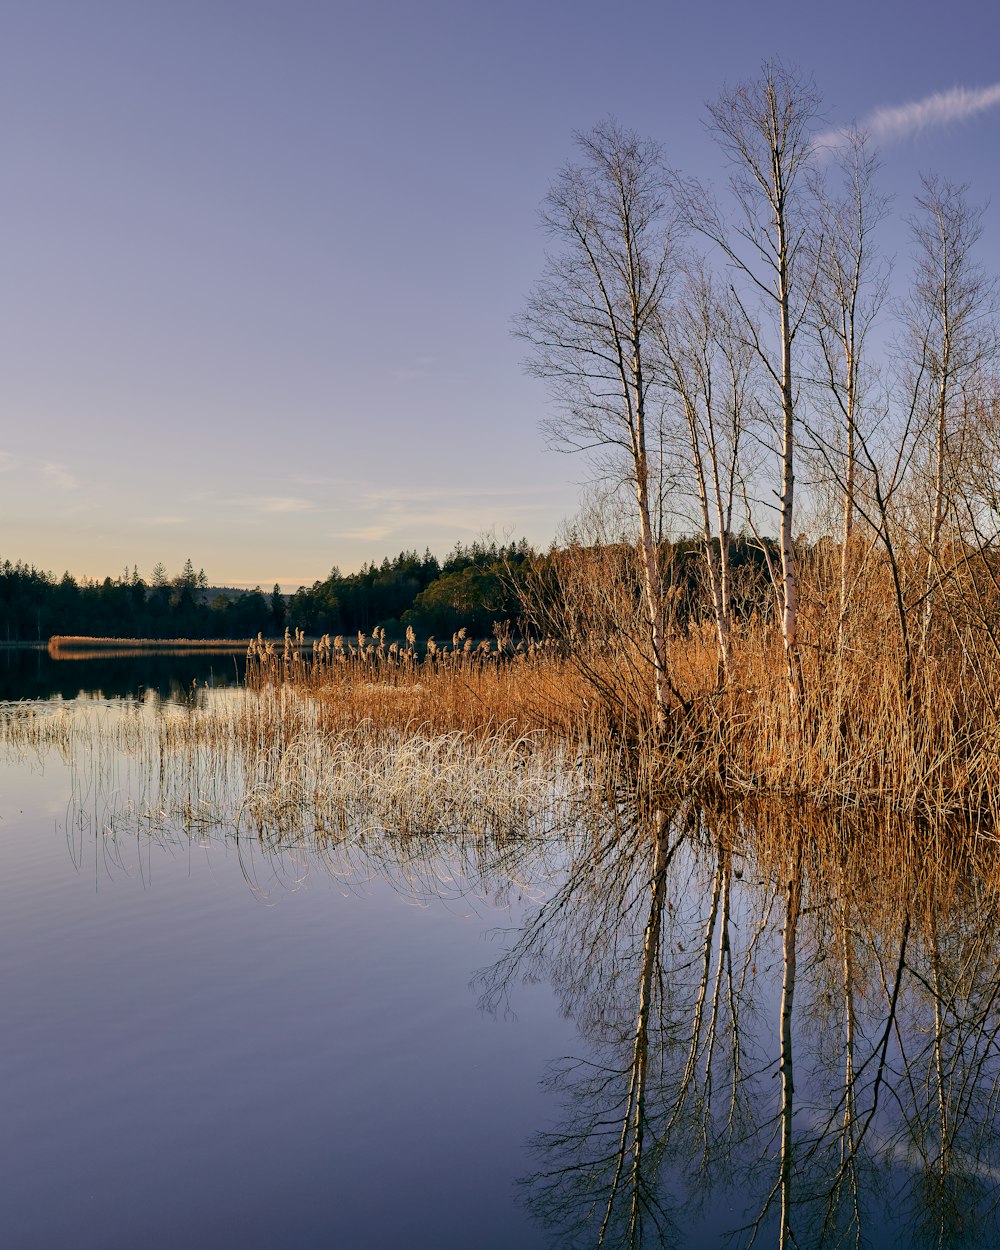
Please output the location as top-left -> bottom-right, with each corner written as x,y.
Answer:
707,630 -> 999,816
240,541 -> 1000,820
32,537 -> 1000,823
245,626 -> 596,740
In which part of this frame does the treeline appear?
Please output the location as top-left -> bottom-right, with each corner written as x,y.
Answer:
0,559 -> 284,642
285,540 -> 535,638
0,537 -> 782,645
0,541 -> 536,642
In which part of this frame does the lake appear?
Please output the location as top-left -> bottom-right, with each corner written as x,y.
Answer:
1,653 -> 998,1248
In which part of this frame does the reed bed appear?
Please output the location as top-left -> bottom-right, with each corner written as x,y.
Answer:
0,688 -> 593,854
241,580 -> 1000,821
686,627 -> 1000,819
16,535 -> 1000,855
238,640 -> 1000,821
246,627 -> 594,740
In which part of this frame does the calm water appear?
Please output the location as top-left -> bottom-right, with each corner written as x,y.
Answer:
1,655 -> 999,1248
0,645 -> 245,702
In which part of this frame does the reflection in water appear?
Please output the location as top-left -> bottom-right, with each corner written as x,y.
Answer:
478,803 -> 1000,1249
0,645 -> 244,702
7,691 -> 1000,1248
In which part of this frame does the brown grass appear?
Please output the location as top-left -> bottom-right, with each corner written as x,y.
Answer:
0,686 -> 593,854
242,541 -> 1000,820
246,628 -> 594,739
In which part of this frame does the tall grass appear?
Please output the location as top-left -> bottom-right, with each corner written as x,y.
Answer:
0,688 -> 593,849
246,626 -> 593,739
238,538 -> 1000,818
31,532 -> 999,822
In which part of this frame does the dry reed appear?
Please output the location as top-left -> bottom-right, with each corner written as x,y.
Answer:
0,688 -> 592,850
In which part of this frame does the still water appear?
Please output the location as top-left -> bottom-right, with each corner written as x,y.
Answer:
1,654 -> 998,1248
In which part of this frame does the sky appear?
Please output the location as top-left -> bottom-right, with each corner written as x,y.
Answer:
1,0 -> 998,591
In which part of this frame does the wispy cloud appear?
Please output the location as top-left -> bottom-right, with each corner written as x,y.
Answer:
359,485 -> 549,531
338,524 -> 393,543
259,496 -> 313,514
220,495 -> 315,514
389,354 -> 443,384
226,576 -> 311,592
289,474 -> 367,489
333,483 -> 556,542
817,82 -> 1000,151
364,485 -> 540,507
42,462 -> 78,490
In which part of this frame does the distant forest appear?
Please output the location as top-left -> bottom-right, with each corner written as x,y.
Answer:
0,542 -> 536,642
0,536 -> 780,644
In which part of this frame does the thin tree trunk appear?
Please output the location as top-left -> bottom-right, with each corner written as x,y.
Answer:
633,344 -> 671,736
923,346 -> 951,648
779,828 -> 804,1249
778,244 -> 801,708
838,344 -> 856,650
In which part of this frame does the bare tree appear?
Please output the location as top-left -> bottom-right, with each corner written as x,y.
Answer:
903,175 -> 997,644
808,128 -> 891,647
681,62 -> 822,706
661,263 -> 754,682
517,120 -> 677,736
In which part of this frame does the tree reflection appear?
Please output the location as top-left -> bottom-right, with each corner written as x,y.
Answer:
476,801 -> 750,1247
477,802 -> 1000,1249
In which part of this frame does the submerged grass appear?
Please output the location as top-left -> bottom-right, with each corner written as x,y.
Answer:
0,688 -> 592,852
3,683 -> 998,936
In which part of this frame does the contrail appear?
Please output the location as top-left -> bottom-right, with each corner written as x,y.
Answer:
816,82 -> 1000,150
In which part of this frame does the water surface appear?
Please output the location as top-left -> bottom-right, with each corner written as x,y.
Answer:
0,666 -> 567,1249
2,660 -> 999,1248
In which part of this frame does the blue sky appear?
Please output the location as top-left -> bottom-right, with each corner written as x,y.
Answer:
1,0 -> 998,589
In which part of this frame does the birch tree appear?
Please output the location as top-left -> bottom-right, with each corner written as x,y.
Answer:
903,175 -> 997,645
517,120 -> 677,735
661,264 -> 753,682
682,63 -> 821,705
809,128 -> 890,646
